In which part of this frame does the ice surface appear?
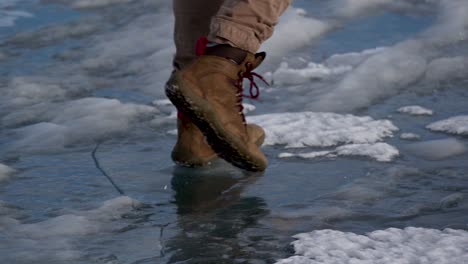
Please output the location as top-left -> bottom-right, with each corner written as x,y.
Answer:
248,112 -> 398,148
397,105 -> 433,116
0,164 -> 15,183
1,196 -> 142,263
405,138 -> 466,160
427,115 -> 468,136
276,227 -> 468,264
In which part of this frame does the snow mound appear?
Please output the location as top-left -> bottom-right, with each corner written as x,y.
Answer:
276,227 -> 468,264
427,115 -> 468,136
11,98 -> 157,152
397,105 -> 434,116
248,112 -> 398,148
0,164 -> 15,183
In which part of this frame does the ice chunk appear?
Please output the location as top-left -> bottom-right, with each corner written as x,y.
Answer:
427,115 -> 468,136
248,112 -> 398,148
280,143 -> 399,162
276,227 -> 468,264
0,164 -> 15,183
405,138 -> 466,160
279,151 -> 333,159
335,142 -> 399,162
397,105 -> 434,116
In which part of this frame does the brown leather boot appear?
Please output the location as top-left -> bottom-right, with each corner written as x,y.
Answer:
171,116 -> 265,167
166,45 -> 269,171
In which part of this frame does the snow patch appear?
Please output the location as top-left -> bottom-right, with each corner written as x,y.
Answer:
0,164 -> 15,183
248,112 -> 398,148
280,143 -> 399,162
427,115 -> 468,136
272,62 -> 351,85
276,227 -> 468,264
72,0 -> 136,9
398,105 -> 434,116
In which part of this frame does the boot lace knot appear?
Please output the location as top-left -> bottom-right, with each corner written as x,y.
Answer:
235,62 -> 269,124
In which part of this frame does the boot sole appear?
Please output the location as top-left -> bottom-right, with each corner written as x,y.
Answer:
166,76 -> 267,172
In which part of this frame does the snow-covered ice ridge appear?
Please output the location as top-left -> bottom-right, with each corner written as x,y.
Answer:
276,227 -> 468,264
248,112 -> 399,162
427,115 -> 468,136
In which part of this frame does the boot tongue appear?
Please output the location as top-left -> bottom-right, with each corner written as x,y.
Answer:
205,44 -> 248,65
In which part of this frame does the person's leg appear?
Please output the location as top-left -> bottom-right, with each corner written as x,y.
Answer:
170,0 -> 266,167
167,0 -> 292,171
172,0 -> 223,70
209,0 -> 293,53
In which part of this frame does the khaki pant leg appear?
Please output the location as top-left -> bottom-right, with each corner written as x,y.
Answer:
173,0 -> 224,69
209,0 -> 292,53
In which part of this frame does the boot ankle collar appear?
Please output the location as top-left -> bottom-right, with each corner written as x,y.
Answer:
205,44 -> 248,65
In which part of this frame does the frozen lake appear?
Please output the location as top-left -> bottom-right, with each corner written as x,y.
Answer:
1,0 -> 468,263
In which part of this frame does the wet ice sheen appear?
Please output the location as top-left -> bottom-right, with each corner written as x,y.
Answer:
0,196 -> 143,263
276,227 -> 468,264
